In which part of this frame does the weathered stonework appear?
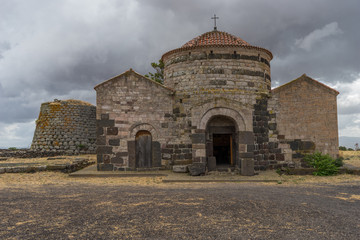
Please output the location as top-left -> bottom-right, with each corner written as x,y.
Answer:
269,74 -> 339,167
31,99 -> 96,154
94,30 -> 339,173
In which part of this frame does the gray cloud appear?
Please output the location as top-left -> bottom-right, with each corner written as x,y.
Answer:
0,0 -> 359,147
295,22 -> 343,51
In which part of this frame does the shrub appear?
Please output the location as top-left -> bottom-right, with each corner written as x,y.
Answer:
8,147 -> 17,151
304,152 -> 339,176
334,157 -> 344,167
339,146 -> 347,151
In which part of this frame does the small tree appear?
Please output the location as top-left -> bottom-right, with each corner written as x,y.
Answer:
145,59 -> 164,84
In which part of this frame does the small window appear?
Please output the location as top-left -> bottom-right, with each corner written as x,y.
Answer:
210,50 -> 213,54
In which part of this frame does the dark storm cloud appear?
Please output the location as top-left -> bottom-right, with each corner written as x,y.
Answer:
0,0 -> 359,147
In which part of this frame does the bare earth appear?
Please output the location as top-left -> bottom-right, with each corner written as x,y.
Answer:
0,152 -> 359,239
340,150 -> 360,168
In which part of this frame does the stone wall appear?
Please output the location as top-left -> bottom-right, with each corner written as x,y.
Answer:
162,45 -> 272,169
252,95 -> 284,170
31,99 -> 96,154
94,69 -> 175,170
163,47 -> 272,93
271,74 -> 339,162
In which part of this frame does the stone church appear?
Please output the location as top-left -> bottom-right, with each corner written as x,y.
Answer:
94,29 -> 339,175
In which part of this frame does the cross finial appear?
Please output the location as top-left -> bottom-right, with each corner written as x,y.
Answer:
211,14 -> 219,31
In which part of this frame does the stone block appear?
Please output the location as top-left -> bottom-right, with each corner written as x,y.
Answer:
241,159 -> 254,176
192,144 -> 206,149
97,154 -> 103,163
117,152 -> 128,157
96,146 -> 113,154
191,133 -> 206,144
276,153 -> 285,161
96,136 -> 106,145
127,141 -> 136,169
300,141 -> 315,150
195,149 -> 206,157
98,163 -> 114,171
207,156 -> 216,171
239,144 -> 246,152
194,157 -> 207,163
107,127 -> 118,135
277,135 -> 285,140
247,145 -> 255,152
152,141 -> 162,167
101,114 -> 109,120
103,155 -> 111,163
111,155 -> 123,164
290,141 -> 300,150
239,131 -> 254,144
97,119 -> 115,127
268,123 -> 277,130
109,138 -> 120,146
188,162 -> 206,176
239,152 -> 254,158
172,165 -> 188,173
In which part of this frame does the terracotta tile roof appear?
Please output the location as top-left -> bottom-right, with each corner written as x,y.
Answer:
181,31 -> 250,48
162,30 -> 272,60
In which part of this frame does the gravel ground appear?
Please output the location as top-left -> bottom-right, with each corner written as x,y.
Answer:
1,179 -> 359,239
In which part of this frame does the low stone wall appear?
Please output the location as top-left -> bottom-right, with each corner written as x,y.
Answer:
0,149 -> 88,158
0,158 -> 95,174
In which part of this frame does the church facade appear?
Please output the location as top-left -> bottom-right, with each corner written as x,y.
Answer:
94,30 -> 339,174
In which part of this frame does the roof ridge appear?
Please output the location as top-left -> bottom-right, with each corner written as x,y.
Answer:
94,68 -> 175,93
272,74 -> 339,95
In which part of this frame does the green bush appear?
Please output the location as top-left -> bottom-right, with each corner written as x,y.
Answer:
8,147 -> 17,151
339,146 -> 347,151
334,157 -> 344,167
304,152 -> 339,176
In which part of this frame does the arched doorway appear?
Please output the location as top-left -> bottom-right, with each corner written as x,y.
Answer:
206,116 -> 238,168
135,130 -> 152,168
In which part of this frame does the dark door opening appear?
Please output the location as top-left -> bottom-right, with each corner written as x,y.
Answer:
135,131 -> 152,168
213,134 -> 232,165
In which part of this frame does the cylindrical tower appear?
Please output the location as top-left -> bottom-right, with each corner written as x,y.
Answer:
31,99 -> 96,154
161,30 -> 274,170
162,30 -> 272,98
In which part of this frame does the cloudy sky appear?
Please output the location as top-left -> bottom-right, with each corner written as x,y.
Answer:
0,0 -> 359,148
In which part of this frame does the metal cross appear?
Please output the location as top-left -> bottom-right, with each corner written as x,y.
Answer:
211,14 -> 219,31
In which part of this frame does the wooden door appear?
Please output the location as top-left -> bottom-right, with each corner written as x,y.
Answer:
135,131 -> 152,168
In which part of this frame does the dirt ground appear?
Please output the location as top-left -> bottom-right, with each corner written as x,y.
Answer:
340,150 -> 360,168
1,176 -> 360,239
1,152 -> 360,239
1,170 -> 360,239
